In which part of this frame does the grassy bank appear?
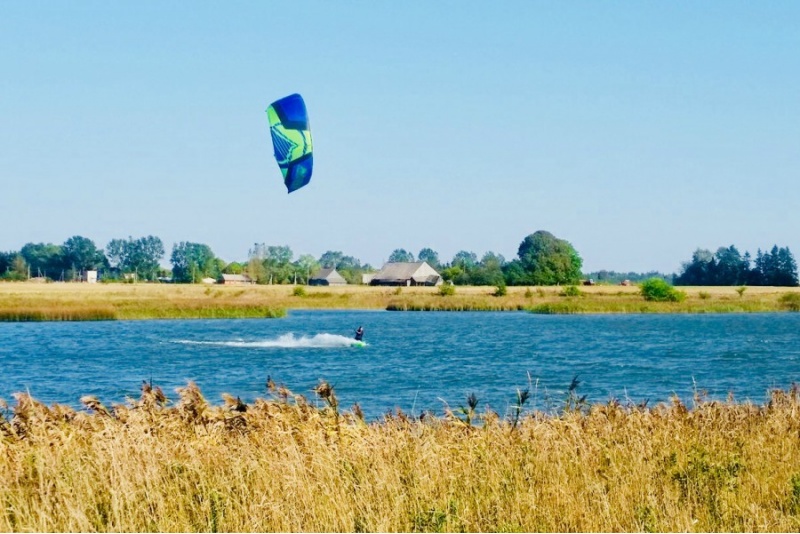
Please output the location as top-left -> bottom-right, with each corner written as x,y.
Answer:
0,282 -> 798,320
2,382 -> 800,531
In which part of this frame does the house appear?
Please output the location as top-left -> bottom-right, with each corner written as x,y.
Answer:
369,261 -> 442,286
82,270 -> 98,283
361,273 -> 376,285
220,274 -> 254,285
309,268 -> 347,286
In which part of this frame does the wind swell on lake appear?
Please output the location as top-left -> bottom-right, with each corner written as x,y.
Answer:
1,311 -> 799,419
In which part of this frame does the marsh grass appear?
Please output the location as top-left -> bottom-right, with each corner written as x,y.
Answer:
0,283 -> 798,321
780,292 -> 800,311
3,382 -> 800,531
0,306 -> 117,321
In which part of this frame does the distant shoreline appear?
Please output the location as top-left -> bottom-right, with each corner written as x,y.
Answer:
0,282 -> 798,321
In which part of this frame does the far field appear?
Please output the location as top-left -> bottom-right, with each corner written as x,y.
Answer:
0,282 -> 798,320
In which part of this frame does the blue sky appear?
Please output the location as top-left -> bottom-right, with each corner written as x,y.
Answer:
2,2 -> 798,273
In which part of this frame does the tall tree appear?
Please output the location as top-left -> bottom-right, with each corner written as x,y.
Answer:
0,251 -> 14,275
675,248 -> 715,285
294,254 -> 320,283
516,231 -> 582,285
319,250 -> 345,269
775,247 -> 799,286
388,249 -> 414,263
262,245 -> 294,283
417,247 -> 440,268
171,242 -> 218,283
20,242 -> 64,278
472,251 -> 505,286
62,236 -> 106,273
760,245 -> 799,286
105,236 -> 164,281
451,250 -> 478,269
713,245 -> 749,285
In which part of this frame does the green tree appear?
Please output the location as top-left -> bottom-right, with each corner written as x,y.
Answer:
170,242 -> 218,283
262,245 -> 294,284
294,254 -> 320,284
417,248 -> 440,269
0,253 -> 27,280
0,251 -> 15,276
223,262 -> 244,275
516,230 -> 582,285
501,259 -> 528,286
451,250 -> 478,269
388,248 -> 415,263
20,242 -> 64,278
471,251 -> 505,286
675,249 -> 715,286
440,265 -> 463,283
106,236 -> 164,281
713,245 -> 749,285
319,250 -> 345,268
760,245 -> 799,286
62,236 -> 106,274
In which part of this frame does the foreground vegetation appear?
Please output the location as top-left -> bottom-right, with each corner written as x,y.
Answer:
0,282 -> 798,321
2,381 -> 800,531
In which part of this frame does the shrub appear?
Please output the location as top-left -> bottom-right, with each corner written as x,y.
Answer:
292,286 -> 306,297
494,282 -> 507,297
560,285 -> 582,297
640,278 -> 685,302
439,282 -> 456,296
736,286 -> 747,298
699,291 -> 711,300
780,293 -> 800,311
524,287 -> 533,298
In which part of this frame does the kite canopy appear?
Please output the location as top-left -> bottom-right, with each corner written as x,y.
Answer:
266,93 -> 313,193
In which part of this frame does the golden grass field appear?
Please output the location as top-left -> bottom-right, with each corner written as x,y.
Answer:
2,381 -> 800,531
0,281 -> 798,320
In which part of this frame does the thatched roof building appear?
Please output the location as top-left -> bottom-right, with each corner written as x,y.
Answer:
370,261 -> 442,286
309,268 -> 347,286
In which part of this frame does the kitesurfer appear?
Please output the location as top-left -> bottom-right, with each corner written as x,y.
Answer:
354,326 -> 364,341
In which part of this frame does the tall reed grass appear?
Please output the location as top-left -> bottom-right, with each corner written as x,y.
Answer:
2,381 -> 800,531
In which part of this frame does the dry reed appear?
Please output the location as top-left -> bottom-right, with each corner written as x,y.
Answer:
2,382 -> 800,531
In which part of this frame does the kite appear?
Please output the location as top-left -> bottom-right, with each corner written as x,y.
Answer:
266,93 -> 313,193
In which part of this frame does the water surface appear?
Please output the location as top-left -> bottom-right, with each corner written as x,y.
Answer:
1,311 -> 798,419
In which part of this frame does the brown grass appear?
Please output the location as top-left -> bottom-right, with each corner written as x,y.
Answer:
2,382 -> 800,531
0,282 -> 798,320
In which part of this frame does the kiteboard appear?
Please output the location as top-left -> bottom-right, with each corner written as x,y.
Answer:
351,340 -> 367,348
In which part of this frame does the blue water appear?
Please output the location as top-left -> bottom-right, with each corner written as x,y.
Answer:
1,311 -> 799,419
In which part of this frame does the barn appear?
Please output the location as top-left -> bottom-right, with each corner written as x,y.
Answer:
309,268 -> 348,286
369,261 -> 442,286
220,274 -> 254,285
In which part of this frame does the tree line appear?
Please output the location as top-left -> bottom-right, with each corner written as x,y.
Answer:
674,245 -> 798,286
0,230 -> 586,286
1,232 -> 797,287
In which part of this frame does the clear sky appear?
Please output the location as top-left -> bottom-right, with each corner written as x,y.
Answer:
2,2 -> 798,274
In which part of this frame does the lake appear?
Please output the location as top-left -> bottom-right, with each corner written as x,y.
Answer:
1,310 -> 799,420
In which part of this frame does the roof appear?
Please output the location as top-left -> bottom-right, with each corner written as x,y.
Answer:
221,274 -> 253,282
311,268 -> 336,279
372,261 -> 440,282
310,268 -> 347,283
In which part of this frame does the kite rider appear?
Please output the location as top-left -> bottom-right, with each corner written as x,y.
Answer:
354,326 -> 364,342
